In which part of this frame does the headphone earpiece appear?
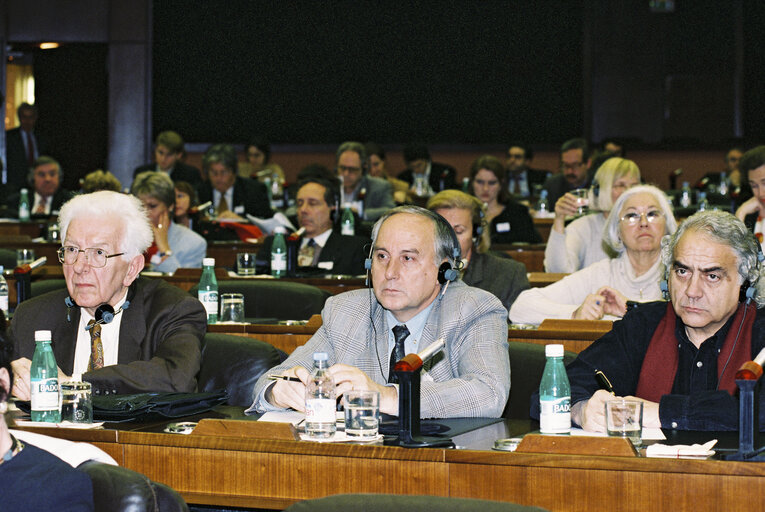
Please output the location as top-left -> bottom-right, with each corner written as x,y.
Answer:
65,296 -> 75,308
438,261 -> 458,285
592,179 -> 600,199
472,205 -> 485,244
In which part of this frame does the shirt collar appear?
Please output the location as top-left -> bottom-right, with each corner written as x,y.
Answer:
385,298 -> 437,347
303,228 -> 332,248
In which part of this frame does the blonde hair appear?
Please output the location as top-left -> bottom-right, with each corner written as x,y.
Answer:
590,157 -> 641,212
426,190 -> 490,253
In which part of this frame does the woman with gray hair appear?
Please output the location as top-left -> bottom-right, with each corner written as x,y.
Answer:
511,185 -> 677,324
131,171 -> 207,272
545,157 -> 640,273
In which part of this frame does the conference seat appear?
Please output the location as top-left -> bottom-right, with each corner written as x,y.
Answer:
503,342 -> 577,420
283,494 -> 549,512
79,460 -> 189,512
189,279 -> 331,321
0,248 -> 15,269
30,278 -> 68,297
197,332 -> 288,407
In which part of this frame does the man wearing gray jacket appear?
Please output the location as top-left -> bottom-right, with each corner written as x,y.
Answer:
248,206 -> 510,418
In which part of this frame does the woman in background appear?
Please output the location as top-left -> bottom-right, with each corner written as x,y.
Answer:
544,157 -> 641,273
132,171 -> 207,272
470,155 -> 541,245
511,185 -> 676,324
428,190 -> 530,313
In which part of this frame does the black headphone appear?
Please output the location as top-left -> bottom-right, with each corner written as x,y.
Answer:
364,209 -> 461,286
65,286 -> 133,326
591,178 -> 600,199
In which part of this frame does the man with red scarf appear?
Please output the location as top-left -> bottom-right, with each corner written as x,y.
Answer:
564,210 -> 765,431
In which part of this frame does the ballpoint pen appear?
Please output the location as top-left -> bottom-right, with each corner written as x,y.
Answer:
267,374 -> 302,383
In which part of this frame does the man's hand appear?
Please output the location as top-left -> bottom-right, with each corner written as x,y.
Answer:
552,192 -> 582,233
572,293 -> 606,320
597,286 -> 628,317
735,196 -> 761,222
624,395 -> 661,428
571,389 -> 614,432
266,366 -> 310,411
10,358 -> 31,400
327,364 -> 398,415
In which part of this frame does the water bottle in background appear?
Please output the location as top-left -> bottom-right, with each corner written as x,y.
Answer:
697,191 -> 709,211
31,330 -> 61,423
535,190 -> 550,218
305,352 -> 336,439
18,188 -> 30,221
718,172 -> 729,197
264,176 -> 274,209
679,182 -> 692,208
271,228 -> 287,278
341,207 -> 355,236
0,266 -> 8,320
539,344 -> 570,434
198,257 -> 218,324
462,177 -> 470,193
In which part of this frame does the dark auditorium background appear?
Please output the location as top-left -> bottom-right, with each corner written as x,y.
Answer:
1,0 -> 765,189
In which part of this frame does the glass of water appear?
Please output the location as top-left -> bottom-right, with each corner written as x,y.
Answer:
219,293 -> 245,323
605,399 -> 643,446
343,390 -> 380,441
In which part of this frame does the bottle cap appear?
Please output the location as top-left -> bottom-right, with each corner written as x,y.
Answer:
273,226 -> 287,234
545,344 -> 564,357
202,257 -> 215,267
313,352 -> 328,361
35,330 -> 52,341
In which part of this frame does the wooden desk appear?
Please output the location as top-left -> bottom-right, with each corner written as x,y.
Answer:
528,272 -> 567,288
532,217 -> 553,242
23,415 -> 764,511
206,240 -> 263,269
508,319 -> 612,353
0,220 -> 48,238
494,244 -> 545,272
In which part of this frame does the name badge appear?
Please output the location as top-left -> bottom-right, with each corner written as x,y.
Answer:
234,205 -> 245,214
497,222 -> 511,233
318,261 -> 334,270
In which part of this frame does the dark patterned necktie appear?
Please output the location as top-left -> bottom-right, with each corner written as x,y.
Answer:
389,324 -> 410,383
87,320 -> 104,371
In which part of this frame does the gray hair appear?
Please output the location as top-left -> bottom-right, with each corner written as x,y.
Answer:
602,184 -> 677,254
660,210 -> 765,307
58,191 -> 153,261
131,171 -> 176,207
589,157 -> 641,212
202,143 -> 238,174
370,205 -> 460,266
336,141 -> 368,172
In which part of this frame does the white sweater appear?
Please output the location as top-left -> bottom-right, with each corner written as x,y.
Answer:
544,212 -> 609,273
510,252 -> 663,325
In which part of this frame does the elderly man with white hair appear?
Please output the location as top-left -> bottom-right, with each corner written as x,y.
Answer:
9,190 -> 206,398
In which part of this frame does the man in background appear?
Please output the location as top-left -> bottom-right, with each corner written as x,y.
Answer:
134,131 -> 201,186
397,143 -> 457,196
336,141 -> 395,222
3,156 -> 73,218
543,138 -> 592,205
5,103 -> 49,193
505,141 -> 549,199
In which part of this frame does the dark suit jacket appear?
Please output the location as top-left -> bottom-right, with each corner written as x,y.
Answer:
133,160 -> 202,186
4,127 -> 49,193
257,231 -> 369,276
3,188 -> 74,219
489,201 -> 542,245
507,167 -> 550,197
543,172 -> 591,206
462,251 -> 529,314
10,277 -> 206,395
197,176 -> 273,220
397,162 -> 458,192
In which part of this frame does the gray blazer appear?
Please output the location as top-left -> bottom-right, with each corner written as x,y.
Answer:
250,280 -> 510,418
462,252 -> 529,315
359,175 -> 395,221
153,222 -> 207,272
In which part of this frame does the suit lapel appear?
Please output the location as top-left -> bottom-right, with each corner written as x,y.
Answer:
53,307 -> 80,374
117,282 -> 147,363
